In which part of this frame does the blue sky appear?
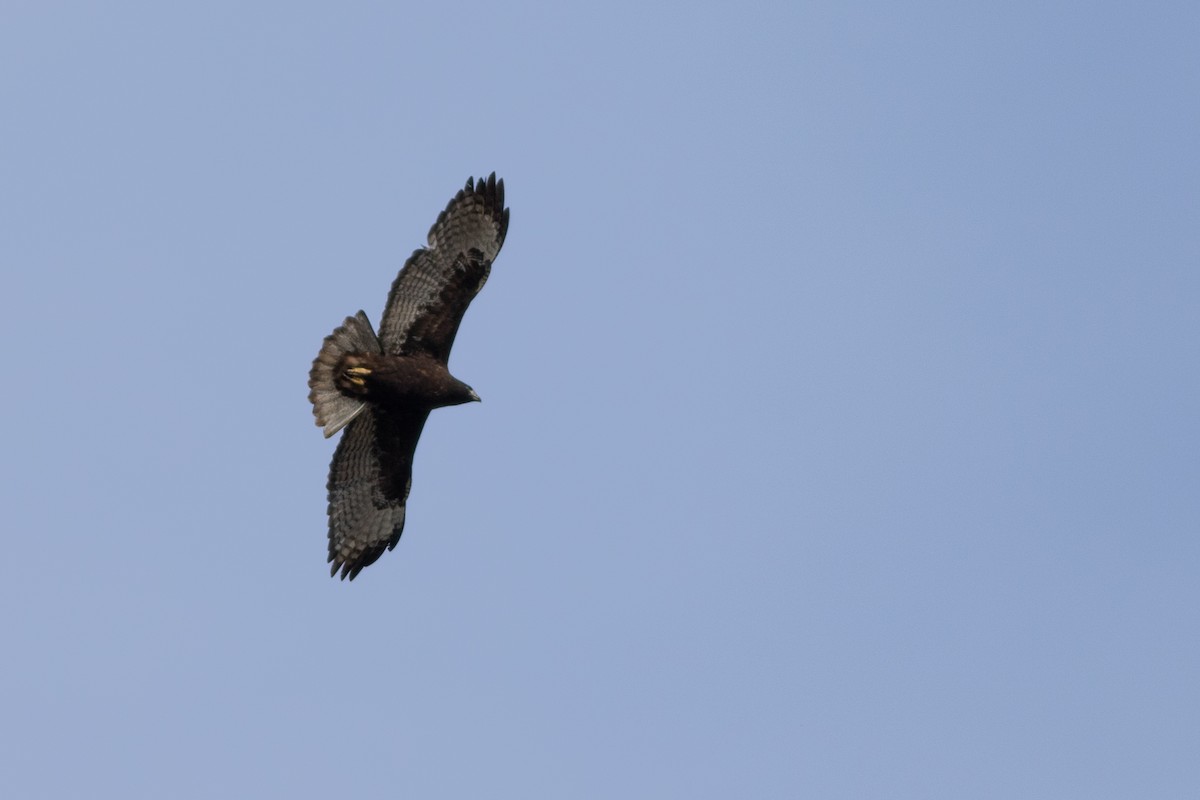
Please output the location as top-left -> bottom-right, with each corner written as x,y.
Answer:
2,2 -> 1198,797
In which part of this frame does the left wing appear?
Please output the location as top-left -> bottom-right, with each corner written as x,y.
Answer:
325,408 -> 429,580
377,173 -> 509,363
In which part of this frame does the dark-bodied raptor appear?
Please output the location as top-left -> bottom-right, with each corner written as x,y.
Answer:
308,174 -> 509,579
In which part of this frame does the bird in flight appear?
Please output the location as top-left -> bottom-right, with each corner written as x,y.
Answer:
308,173 -> 509,580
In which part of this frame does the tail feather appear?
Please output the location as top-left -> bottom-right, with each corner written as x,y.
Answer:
308,310 -> 381,438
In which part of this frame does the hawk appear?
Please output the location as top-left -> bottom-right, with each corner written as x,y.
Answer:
308,174 -> 509,580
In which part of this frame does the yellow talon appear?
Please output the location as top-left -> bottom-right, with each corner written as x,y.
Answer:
344,365 -> 371,387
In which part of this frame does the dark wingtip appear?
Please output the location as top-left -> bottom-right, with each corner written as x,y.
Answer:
491,173 -> 505,215
327,541 -> 393,581
428,173 -> 508,248
468,172 -> 502,205
476,172 -> 508,246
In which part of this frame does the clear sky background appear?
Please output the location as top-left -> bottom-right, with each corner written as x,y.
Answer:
2,2 -> 1198,797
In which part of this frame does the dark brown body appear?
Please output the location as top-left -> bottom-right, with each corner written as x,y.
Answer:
335,352 -> 480,410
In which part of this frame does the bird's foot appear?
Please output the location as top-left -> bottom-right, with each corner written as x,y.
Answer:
336,356 -> 373,395
344,366 -> 371,386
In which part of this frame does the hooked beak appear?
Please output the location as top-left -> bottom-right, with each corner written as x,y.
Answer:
467,388 -> 481,403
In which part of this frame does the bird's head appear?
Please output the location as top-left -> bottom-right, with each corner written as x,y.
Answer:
441,377 -> 481,407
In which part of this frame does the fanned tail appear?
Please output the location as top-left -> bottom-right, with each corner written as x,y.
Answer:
308,310 -> 381,438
